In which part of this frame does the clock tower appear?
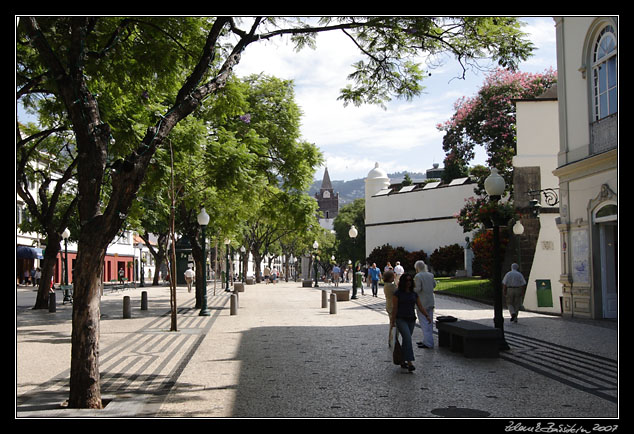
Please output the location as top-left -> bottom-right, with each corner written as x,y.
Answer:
315,167 -> 339,229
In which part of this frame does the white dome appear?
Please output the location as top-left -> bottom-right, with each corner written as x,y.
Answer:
365,162 -> 391,199
366,162 -> 388,180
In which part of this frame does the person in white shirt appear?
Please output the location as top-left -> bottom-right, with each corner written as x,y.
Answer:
184,267 -> 195,293
393,261 -> 404,286
502,263 -> 527,323
413,260 -> 436,349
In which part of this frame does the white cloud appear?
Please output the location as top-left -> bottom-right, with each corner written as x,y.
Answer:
236,18 -> 557,181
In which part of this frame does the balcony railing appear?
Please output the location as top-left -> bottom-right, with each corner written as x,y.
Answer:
591,113 -> 618,155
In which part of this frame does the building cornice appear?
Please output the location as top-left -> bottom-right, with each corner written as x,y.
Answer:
552,148 -> 617,182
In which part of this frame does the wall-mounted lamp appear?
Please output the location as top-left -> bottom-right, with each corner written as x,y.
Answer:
527,188 -> 559,217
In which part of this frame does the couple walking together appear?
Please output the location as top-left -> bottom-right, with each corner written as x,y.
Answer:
385,260 -> 436,372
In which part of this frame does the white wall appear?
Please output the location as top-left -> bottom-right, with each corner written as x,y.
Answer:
365,182 -> 476,260
513,98 -> 562,313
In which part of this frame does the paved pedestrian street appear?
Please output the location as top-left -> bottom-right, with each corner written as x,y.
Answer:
16,280 -> 618,421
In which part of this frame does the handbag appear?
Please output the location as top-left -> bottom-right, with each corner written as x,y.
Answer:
389,326 -> 403,365
393,339 -> 403,365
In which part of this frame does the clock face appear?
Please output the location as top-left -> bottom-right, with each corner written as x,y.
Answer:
323,191 -> 330,198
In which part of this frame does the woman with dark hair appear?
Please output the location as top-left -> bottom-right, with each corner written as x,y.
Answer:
390,273 -> 431,372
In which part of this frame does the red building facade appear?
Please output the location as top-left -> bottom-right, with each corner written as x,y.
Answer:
53,251 -> 134,284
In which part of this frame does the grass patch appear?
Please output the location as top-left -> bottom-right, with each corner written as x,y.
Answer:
435,277 -> 494,304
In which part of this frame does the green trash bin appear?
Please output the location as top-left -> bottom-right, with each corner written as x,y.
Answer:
536,279 -> 553,307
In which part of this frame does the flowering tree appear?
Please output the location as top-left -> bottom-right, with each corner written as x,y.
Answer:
437,67 -> 557,185
440,67 -> 556,234
471,229 -> 510,278
456,196 -> 518,233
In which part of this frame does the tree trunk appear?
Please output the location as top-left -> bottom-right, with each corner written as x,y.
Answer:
67,240 -> 105,409
32,237 -> 61,309
254,254 -> 263,283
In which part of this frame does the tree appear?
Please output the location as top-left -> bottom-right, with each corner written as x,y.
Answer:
429,244 -> 464,277
471,229 -> 510,278
332,198 -> 365,265
244,186 -> 320,282
16,126 -> 78,308
437,67 -> 557,186
18,16 -> 535,409
366,244 -> 428,274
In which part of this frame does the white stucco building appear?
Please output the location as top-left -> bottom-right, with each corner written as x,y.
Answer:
512,85 -> 563,314
364,163 -> 476,264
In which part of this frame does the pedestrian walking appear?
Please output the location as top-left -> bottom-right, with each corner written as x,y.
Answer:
358,264 -> 365,296
390,273 -> 431,372
184,266 -> 195,293
34,268 -> 41,286
393,261 -> 404,286
332,264 -> 340,287
413,260 -> 436,349
382,270 -> 397,317
503,263 -> 527,323
263,266 -> 271,284
368,263 -> 382,297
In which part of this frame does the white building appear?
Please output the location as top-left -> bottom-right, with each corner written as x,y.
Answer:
512,85 -> 563,314
364,162 -> 476,264
552,17 -> 618,319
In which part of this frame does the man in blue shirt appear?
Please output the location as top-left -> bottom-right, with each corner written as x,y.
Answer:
368,263 -> 382,297
332,264 -> 341,287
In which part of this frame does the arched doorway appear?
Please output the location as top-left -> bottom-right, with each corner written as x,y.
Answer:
593,202 -> 617,319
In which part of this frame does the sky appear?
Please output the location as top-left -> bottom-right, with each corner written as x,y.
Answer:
235,17 -> 558,182
17,17 -> 557,184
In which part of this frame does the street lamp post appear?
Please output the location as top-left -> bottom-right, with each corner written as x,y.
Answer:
240,246 -> 246,282
312,241 -> 319,288
62,228 -> 71,302
484,168 -> 510,351
348,225 -> 358,299
198,208 -> 210,316
136,241 -> 145,287
512,220 -> 524,271
224,238 -> 231,292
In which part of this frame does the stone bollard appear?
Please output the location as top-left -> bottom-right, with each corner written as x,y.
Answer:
141,291 -> 148,310
48,292 -> 56,313
123,296 -> 131,318
329,293 -> 337,314
230,293 -> 238,315
321,290 -> 328,308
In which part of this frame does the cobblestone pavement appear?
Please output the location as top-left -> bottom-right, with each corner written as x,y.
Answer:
16,280 -> 618,421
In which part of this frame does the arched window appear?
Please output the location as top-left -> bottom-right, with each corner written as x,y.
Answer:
592,25 -> 617,121
593,202 -> 617,224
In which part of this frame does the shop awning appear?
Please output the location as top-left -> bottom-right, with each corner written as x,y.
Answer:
16,245 -> 43,259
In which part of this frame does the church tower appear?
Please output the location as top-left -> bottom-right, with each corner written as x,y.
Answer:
315,167 -> 339,230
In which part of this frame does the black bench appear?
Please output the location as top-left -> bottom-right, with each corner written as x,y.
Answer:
436,320 -> 501,358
